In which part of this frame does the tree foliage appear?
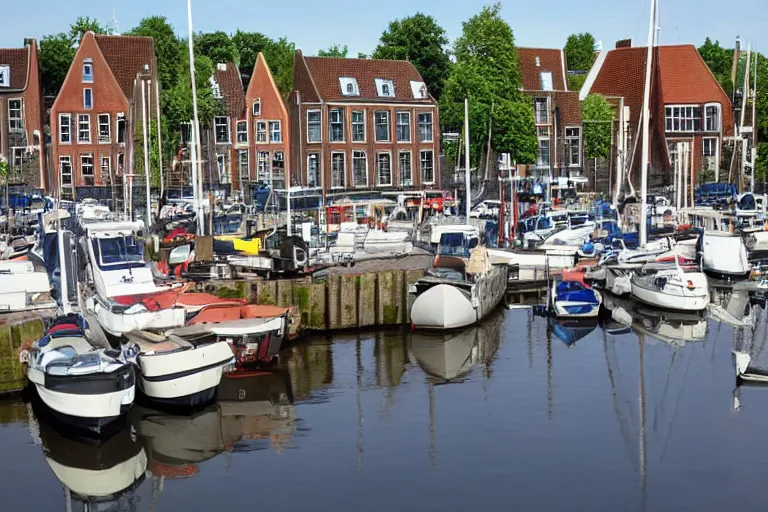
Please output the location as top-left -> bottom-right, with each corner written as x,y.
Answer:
232,30 -> 274,78
440,3 -> 536,168
39,33 -> 76,97
698,38 -> 734,97
581,94 -> 614,160
69,16 -> 108,43
163,52 -> 220,131
194,31 -> 239,66
232,31 -> 295,95
372,13 -> 451,100
127,16 -> 181,89
564,32 -> 596,71
318,44 -> 348,58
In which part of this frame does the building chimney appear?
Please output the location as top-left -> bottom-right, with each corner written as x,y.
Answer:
616,39 -> 632,49
736,36 -> 742,52
216,63 -> 227,72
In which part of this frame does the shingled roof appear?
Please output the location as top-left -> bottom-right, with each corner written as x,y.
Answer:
298,52 -> 432,103
0,47 -> 30,90
94,34 -> 155,99
213,62 -> 245,118
517,48 -> 567,91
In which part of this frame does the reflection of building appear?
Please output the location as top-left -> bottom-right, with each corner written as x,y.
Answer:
0,39 -> 46,190
375,333 -> 408,388
284,340 -> 334,400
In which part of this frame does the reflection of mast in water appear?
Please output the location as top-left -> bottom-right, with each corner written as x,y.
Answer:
356,338 -> 364,471
546,321 -> 553,420
429,382 -> 436,469
527,308 -> 534,370
638,333 -> 647,502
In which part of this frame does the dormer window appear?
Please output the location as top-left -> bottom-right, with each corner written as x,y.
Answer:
535,57 -> 541,67
410,81 -> 428,99
0,65 -> 9,87
253,98 -> 261,116
83,58 -> 93,83
540,72 -> 553,91
339,77 -> 359,96
375,78 -> 395,98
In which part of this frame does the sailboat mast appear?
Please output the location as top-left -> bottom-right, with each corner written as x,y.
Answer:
639,0 -> 656,247
464,98 -> 471,219
752,53 -> 758,192
187,0 -> 204,236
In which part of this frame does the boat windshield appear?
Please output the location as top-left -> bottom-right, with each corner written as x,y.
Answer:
536,217 -> 553,230
214,214 -> 243,235
94,236 -> 144,268
437,233 -> 478,257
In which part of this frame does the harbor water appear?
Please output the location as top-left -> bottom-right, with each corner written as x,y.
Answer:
1,306 -> 766,511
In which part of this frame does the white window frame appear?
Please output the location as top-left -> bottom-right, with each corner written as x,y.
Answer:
257,151 -> 270,182
272,151 -> 286,189
252,98 -> 261,116
375,78 -> 395,98
377,152 -> 393,186
269,120 -> 282,143
307,109 -> 322,143
236,119 -> 248,145
256,121 -> 267,143
0,65 -> 9,87
704,103 -> 721,132
352,150 -> 368,187
116,113 -> 126,145
59,155 -> 73,189
399,151 -> 412,186
214,116 -> 230,144
534,98 -> 549,124
375,111 -> 391,142
83,59 -> 93,83
703,137 -> 718,158
418,112 -> 433,143
351,110 -> 365,143
537,136 -> 550,168
8,98 -> 23,132
81,153 -> 95,186
395,111 -> 411,143
238,149 -> 250,181
58,113 -> 71,144
340,77 -> 360,97
97,113 -> 111,144
83,88 -> 93,110
10,147 -> 24,169
565,126 -> 581,167
330,151 -> 346,188
216,153 -> 229,184
307,152 -> 322,188
78,114 -> 91,144
665,105 -> 701,133
540,71 -> 553,91
420,150 -> 435,185
99,155 -> 111,180
410,81 -> 428,99
329,107 -> 345,143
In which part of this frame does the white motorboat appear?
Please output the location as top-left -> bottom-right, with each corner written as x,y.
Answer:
27,314 -> 136,434
81,221 -> 186,335
549,280 -> 602,318
123,329 -> 235,407
428,223 -> 479,246
699,230 -> 750,279
630,263 -> 709,312
0,260 -> 56,312
409,231 -> 508,330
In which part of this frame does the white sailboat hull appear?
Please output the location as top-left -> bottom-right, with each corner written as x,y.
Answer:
410,284 -> 477,330
631,273 -> 709,312
93,301 -> 186,336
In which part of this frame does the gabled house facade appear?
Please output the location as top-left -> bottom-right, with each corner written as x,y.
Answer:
288,50 -> 440,196
581,41 -> 733,191
516,47 -> 584,183
244,52 -> 290,191
208,62 -> 245,191
51,31 -> 158,201
0,39 -> 46,190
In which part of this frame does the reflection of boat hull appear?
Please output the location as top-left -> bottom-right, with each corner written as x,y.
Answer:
733,351 -> 768,382
410,330 -> 478,381
549,281 -> 602,319
550,317 -> 598,346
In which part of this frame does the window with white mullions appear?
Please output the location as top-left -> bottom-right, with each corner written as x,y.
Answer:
269,120 -> 282,143
396,112 -> 411,142
565,127 -> 580,167
59,113 -> 71,143
98,114 -> 110,143
307,110 -> 321,143
83,88 -> 93,109
116,114 -> 126,144
534,98 -> 549,124
665,105 -> 701,132
257,151 -> 270,182
256,121 -> 267,143
214,116 -> 230,143
353,150 -> 368,187
703,137 -> 719,173
238,150 -> 249,180
8,99 -> 23,132
331,152 -> 346,188
60,156 -> 73,199
377,153 -> 392,186
352,110 -> 365,142
537,138 -> 550,168
272,152 -> 285,189
82,60 -> 93,83
420,150 -> 434,184
236,120 -> 248,144
99,156 -> 110,181
78,114 -> 91,143
375,111 -> 391,142
329,107 -> 345,142
399,152 -> 412,186
705,104 -> 721,132
81,154 -> 95,186
307,152 -> 321,188
418,112 -> 433,142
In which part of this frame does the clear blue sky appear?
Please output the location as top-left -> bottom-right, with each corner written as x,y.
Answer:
1,0 -> 765,56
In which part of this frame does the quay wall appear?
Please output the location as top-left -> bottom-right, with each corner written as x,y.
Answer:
0,315 -> 45,395
197,269 -> 426,332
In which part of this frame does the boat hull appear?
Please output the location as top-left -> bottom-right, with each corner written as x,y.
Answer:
631,280 -> 708,312
93,301 -> 186,336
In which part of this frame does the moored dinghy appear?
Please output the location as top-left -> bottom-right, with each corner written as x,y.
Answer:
549,280 -> 602,318
630,262 -> 708,312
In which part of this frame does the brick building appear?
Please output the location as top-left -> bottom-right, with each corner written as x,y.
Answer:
0,39 -> 46,189
515,48 -> 583,184
581,41 -> 733,190
50,31 -> 158,200
288,51 -> 440,196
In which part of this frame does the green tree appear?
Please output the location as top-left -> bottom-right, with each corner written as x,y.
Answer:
232,30 -> 274,77
581,94 -> 613,160
440,3 -> 536,171
564,33 -> 596,70
318,44 -> 348,57
262,37 -> 296,95
69,16 -> 108,42
127,16 -> 182,89
194,31 -> 239,65
357,52 -> 368,59
699,38 -> 734,97
39,33 -> 76,96
372,13 -> 451,99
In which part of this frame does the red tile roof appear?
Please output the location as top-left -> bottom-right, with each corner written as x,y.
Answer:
0,47 -> 29,90
301,54 -> 432,102
214,62 -> 245,118
94,34 -> 155,99
517,48 -> 566,91
589,46 -> 647,126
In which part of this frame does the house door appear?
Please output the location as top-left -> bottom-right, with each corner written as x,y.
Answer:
667,140 -> 692,208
